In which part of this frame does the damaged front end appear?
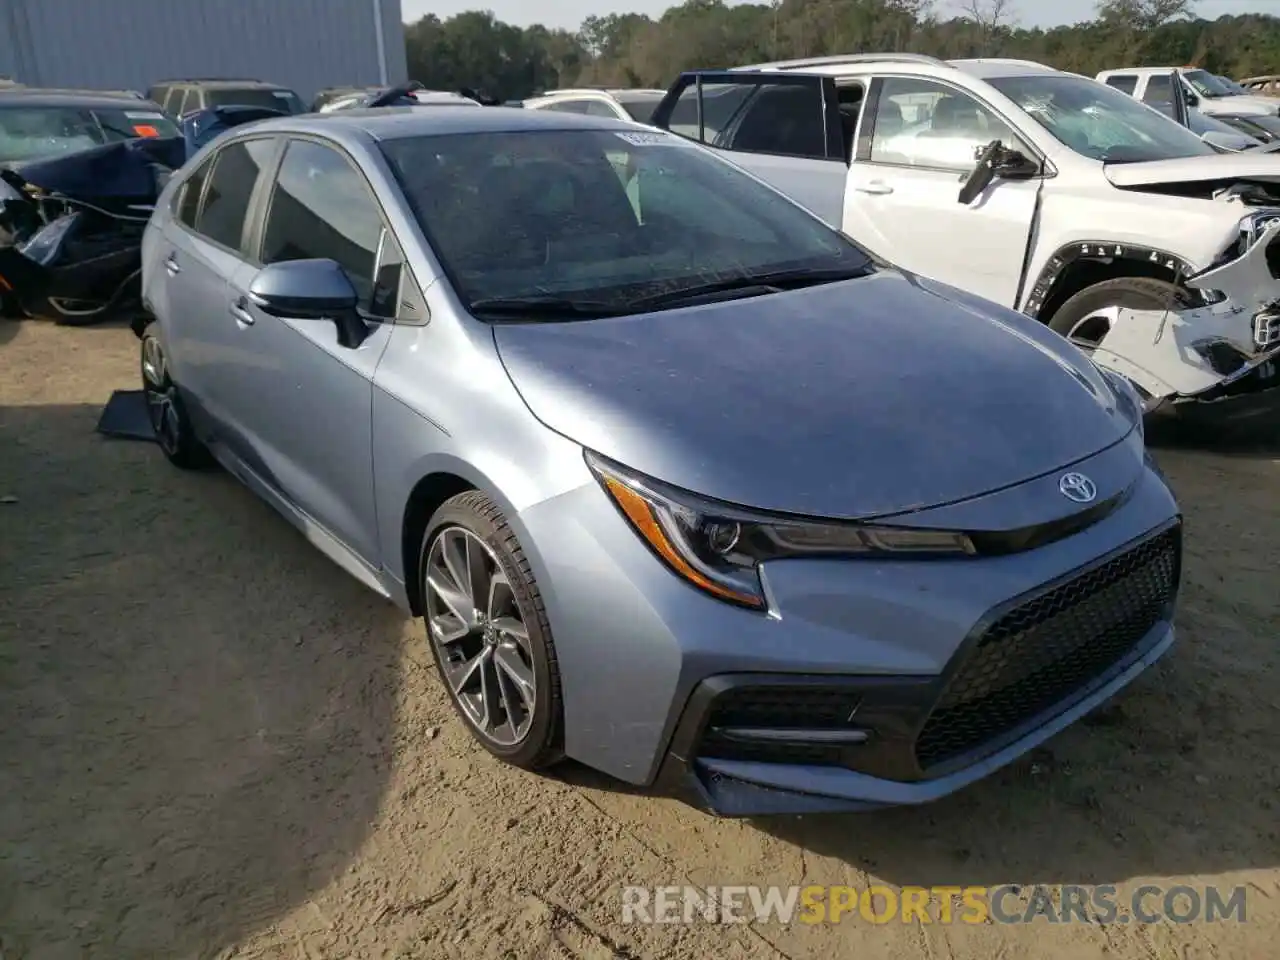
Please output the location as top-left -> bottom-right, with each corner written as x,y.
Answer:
1090,219 -> 1280,425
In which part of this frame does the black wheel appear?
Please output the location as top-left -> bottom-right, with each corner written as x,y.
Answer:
1048,277 -> 1196,352
139,322 -> 212,469
420,491 -> 564,769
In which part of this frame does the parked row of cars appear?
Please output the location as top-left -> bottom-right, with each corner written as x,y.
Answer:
123,51 -> 1279,817
4,56 -> 1276,816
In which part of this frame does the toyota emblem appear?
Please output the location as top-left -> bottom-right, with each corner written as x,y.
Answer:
1058,472 -> 1097,504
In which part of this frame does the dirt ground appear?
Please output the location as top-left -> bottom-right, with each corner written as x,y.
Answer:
1,318 -> 1277,960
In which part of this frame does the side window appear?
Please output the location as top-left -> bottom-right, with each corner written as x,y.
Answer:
1105,75 -> 1138,96
868,77 -> 1029,171
543,100 -> 590,113
584,100 -> 618,118
260,138 -> 384,304
194,138 -> 275,251
1141,75 -> 1177,118
369,230 -> 403,319
662,78 -> 830,160
175,156 -> 213,227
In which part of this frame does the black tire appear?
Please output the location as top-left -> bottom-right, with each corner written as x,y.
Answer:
420,490 -> 564,770
1048,277 -> 1196,348
139,321 -> 213,469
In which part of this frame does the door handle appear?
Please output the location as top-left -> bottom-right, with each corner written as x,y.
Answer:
855,181 -> 894,195
229,295 -> 254,326
164,253 -> 181,276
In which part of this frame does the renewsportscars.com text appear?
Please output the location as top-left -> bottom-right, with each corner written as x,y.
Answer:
621,884 -> 1248,926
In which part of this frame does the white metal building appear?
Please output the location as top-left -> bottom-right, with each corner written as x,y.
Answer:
0,0 -> 407,101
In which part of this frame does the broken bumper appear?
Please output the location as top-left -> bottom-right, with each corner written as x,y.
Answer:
1091,221 -> 1280,423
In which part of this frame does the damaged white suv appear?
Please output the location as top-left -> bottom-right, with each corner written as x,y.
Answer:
650,54 -> 1280,419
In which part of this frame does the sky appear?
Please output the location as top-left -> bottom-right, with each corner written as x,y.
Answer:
401,0 -> 1280,32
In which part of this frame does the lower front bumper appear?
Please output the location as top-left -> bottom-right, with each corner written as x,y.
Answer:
655,622 -> 1175,817
1155,355 -> 1280,429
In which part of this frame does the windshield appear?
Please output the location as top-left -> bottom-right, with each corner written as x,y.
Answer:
1216,75 -> 1249,95
988,74 -> 1216,163
203,88 -> 305,113
617,93 -> 663,124
0,105 -> 180,163
1183,70 -> 1235,99
380,129 -> 872,316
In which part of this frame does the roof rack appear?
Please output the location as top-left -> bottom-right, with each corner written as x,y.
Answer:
536,88 -> 611,96
949,58 -> 1053,68
732,53 -> 948,72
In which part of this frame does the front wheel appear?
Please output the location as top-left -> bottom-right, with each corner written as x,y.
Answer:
420,491 -> 564,769
1048,277 -> 1196,352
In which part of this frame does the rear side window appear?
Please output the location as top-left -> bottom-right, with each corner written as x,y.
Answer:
583,101 -> 618,118
194,138 -> 276,251
1105,75 -> 1138,95
176,158 -> 212,227
662,77 -> 832,160
542,100 -> 590,113
1141,75 -> 1177,119
260,138 -> 384,302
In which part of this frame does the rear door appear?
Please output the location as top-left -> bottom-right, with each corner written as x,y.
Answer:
161,136 -> 279,446
651,71 -> 848,227
226,135 -> 395,565
843,75 -> 1041,307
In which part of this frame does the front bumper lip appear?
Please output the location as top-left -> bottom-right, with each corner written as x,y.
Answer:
656,623 -> 1174,817
1154,349 -> 1280,426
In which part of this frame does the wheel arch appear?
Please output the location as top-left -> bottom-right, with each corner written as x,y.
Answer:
400,470 -> 478,616
1022,241 -> 1196,323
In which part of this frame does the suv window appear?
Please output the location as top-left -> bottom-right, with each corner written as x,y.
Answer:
260,139 -> 385,303
869,77 -> 1024,171
583,100 -> 618,118
194,138 -> 276,250
1105,75 -> 1138,95
665,77 -> 831,159
542,99 -> 590,113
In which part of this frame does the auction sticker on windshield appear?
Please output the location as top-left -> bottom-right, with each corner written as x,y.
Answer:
125,111 -> 165,120
614,130 -> 687,146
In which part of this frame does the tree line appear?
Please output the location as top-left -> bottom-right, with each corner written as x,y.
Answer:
403,0 -> 1280,102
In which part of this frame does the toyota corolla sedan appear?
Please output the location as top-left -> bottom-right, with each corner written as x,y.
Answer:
136,106 -> 1182,816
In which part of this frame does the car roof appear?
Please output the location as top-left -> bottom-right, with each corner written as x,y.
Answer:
733,55 -> 1062,82
247,105 -> 633,141
156,79 -> 290,89
0,90 -> 163,109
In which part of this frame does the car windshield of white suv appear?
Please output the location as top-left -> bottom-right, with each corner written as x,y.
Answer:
988,74 -> 1216,163
380,129 -> 875,318
1183,70 -> 1235,99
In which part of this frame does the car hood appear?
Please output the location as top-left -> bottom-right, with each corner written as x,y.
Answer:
493,271 -> 1133,519
1202,95 -> 1277,116
1103,152 -> 1280,187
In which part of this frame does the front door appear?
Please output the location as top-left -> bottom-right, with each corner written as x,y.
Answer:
844,76 -> 1041,308
651,71 -> 850,228
224,136 -> 396,566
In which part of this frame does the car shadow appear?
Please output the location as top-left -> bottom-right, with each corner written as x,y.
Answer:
0,403 -> 404,957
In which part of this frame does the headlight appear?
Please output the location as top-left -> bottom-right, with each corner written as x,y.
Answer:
586,452 -> 975,611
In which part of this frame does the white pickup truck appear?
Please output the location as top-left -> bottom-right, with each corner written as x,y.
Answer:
1097,66 -> 1279,122
646,54 -> 1280,421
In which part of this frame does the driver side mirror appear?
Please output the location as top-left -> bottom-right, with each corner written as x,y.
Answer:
958,140 -> 1039,204
247,258 -> 369,349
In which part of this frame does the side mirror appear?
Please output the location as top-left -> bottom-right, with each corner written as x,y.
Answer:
247,258 -> 368,348
958,141 -> 1038,205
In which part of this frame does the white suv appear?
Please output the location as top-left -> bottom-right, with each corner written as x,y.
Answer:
647,54 -> 1280,417
523,88 -> 666,125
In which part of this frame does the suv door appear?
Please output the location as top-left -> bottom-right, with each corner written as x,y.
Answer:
651,71 -> 847,227
161,136 -> 279,450
844,75 -> 1041,307
227,136 -> 397,566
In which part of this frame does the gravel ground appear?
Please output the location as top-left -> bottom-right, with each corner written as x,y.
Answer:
1,318 -> 1278,960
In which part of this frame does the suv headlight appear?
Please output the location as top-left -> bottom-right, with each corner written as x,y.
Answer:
587,452 -> 975,610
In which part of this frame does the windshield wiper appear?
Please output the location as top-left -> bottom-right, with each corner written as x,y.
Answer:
629,264 -> 874,310
467,295 -> 631,321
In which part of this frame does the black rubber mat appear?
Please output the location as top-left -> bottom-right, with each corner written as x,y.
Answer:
96,389 -> 155,441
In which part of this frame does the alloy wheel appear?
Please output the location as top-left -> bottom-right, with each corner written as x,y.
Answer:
141,335 -> 181,456
424,526 -> 537,747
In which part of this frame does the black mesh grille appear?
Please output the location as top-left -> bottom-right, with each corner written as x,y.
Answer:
915,526 -> 1180,769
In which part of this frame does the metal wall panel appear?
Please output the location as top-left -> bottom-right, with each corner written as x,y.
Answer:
0,0 -> 406,100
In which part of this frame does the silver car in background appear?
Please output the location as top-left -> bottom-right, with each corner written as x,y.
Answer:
138,107 -> 1181,816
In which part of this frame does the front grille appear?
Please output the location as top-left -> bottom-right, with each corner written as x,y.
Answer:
915,526 -> 1180,770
